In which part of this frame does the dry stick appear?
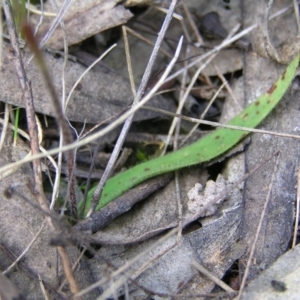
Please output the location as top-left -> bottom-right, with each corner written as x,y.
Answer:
293,0 -> 300,34
182,2 -> 203,46
237,152 -> 281,299
214,64 -> 242,110
292,167 -> 300,247
3,0 -> 43,208
0,103 -> 9,151
193,261 -> 236,294
79,107 -> 130,219
47,0 -> 77,218
88,0 -> 179,216
122,26 -> 137,99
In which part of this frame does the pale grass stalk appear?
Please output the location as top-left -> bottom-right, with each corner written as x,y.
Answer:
0,103 -> 9,151
122,26 -> 137,99
173,47 -> 189,240
0,117 -> 58,171
182,2 -> 203,45
293,0 -> 300,34
38,0 -> 72,48
48,0 -> 72,212
65,44 -> 117,108
161,50 -> 219,156
124,26 -> 171,58
26,2 -> 56,17
154,5 -> 183,21
33,0 -> 45,36
292,168 -> 300,247
193,261 -> 236,294
214,64 -> 241,110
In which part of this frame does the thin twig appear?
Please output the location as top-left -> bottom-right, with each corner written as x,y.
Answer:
0,103 -> 9,151
182,3 -> 203,46
293,0 -> 300,35
38,0 -> 72,48
214,64 -> 242,110
237,152 -> 281,298
193,261 -> 236,294
180,81 -> 226,147
292,165 -> 300,247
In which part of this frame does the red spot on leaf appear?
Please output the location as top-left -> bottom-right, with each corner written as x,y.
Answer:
267,84 -> 277,94
144,168 -> 151,172
177,281 -> 185,289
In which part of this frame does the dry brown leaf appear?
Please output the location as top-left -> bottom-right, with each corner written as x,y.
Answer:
238,243 -> 300,299
0,42 -> 173,123
31,0 -> 133,49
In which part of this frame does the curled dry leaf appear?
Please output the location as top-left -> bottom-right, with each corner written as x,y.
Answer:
31,0 -> 133,49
